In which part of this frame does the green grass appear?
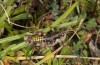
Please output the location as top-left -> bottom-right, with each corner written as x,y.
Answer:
0,0 -> 100,65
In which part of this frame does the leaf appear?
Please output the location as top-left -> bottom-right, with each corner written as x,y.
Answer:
72,40 -> 83,55
73,41 -> 82,51
11,42 -> 27,51
16,51 -> 25,56
60,46 -> 71,55
59,46 -> 71,65
84,18 -> 97,30
11,5 -> 25,16
53,58 -> 59,65
5,0 -> 14,6
12,13 -> 30,20
4,56 -> 16,62
0,6 -> 12,28
0,44 -> 16,58
22,45 -> 34,57
46,48 -> 52,65
83,50 -> 88,57
7,50 -> 14,56
56,18 -> 78,29
77,30 -> 85,35
0,33 -> 25,44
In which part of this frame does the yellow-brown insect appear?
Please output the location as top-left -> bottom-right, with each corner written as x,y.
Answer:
24,30 -> 69,47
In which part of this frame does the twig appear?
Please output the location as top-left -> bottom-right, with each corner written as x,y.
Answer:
17,55 -> 100,60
